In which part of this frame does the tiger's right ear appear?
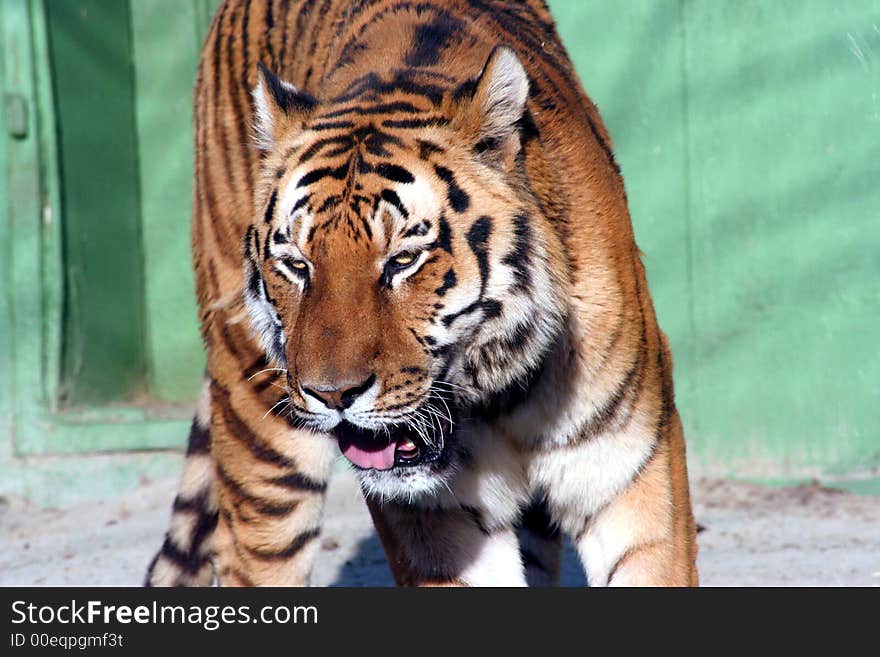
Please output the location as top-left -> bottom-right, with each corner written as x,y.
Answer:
252,63 -> 317,151
453,46 -> 529,170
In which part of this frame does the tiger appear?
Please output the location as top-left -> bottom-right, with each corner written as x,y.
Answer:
145,0 -> 698,587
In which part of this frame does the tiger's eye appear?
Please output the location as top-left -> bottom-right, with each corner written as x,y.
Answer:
390,252 -> 417,267
289,260 -> 308,270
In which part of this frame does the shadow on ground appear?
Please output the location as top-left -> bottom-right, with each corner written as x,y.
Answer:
329,533 -> 588,586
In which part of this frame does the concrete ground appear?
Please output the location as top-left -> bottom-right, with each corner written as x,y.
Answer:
1,467 -> 878,587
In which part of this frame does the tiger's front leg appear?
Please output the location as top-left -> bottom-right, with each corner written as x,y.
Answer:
365,496 -> 528,587
573,413 -> 698,587
206,318 -> 338,586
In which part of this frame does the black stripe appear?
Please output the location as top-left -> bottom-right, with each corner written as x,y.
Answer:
382,117 -> 448,129
432,214 -> 452,253
215,463 -> 249,500
480,298 -> 503,319
434,165 -> 470,212
156,496 -> 218,577
310,119 -> 355,131
267,471 -> 327,493
317,194 -> 342,213
245,496 -> 301,517
504,320 -> 536,352
409,327 -> 425,345
211,381 -> 299,469
577,335 -> 648,441
607,539 -> 666,584
517,109 -> 541,146
297,163 -> 349,187
210,268 -> 247,361
171,494 -> 206,514
583,114 -> 622,177
440,298 -> 502,328
375,163 -> 415,184
285,0 -> 310,79
518,498 -> 560,540
434,268 -> 457,296
262,229 -> 274,262
143,553 -> 161,586
332,70 -> 447,106
177,500 -> 217,573
403,220 -> 430,237
359,214 -> 374,241
264,0 -> 274,40
263,188 -> 278,223
657,339 -> 677,425
157,536 -> 212,576
466,215 -> 492,293
247,528 -> 319,560
240,0 -> 252,114
210,2 -> 236,231
291,194 -> 311,213
226,1 -> 253,194
218,464 -> 311,531
299,135 -> 354,163
502,212 -> 533,291
319,101 -> 423,118
186,420 -> 211,455
380,189 -> 408,218
356,154 -> 373,174
214,464 -> 300,533
247,222 -> 260,257
245,261 -> 263,304
276,0 -> 291,71
417,139 -> 445,159
405,13 -> 462,66
363,129 -> 404,157
453,77 -> 477,102
468,339 -> 548,418
304,0 -> 332,88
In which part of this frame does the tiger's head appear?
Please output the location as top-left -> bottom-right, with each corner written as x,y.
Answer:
243,47 -> 568,500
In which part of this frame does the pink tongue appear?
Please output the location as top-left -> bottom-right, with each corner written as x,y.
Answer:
341,440 -> 397,471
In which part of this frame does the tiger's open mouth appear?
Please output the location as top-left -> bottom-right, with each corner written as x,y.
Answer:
333,414 -> 452,471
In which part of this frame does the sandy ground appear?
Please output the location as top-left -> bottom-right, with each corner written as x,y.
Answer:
1,468 -> 878,587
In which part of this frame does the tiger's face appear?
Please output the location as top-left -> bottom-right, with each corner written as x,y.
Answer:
243,49 -> 567,500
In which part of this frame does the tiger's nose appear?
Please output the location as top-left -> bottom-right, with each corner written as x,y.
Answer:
300,374 -> 376,411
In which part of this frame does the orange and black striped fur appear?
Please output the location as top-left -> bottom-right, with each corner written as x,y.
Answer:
146,0 -> 698,587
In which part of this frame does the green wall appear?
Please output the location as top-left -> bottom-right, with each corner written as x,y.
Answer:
1,0 -> 878,506
552,0 -> 880,478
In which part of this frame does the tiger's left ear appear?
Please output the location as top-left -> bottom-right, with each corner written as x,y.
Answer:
455,46 -> 529,168
252,63 -> 317,151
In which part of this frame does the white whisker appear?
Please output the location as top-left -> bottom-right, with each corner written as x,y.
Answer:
247,367 -> 288,382
262,396 -> 290,420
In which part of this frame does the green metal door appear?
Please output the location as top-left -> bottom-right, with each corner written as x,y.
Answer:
0,0 -> 218,505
